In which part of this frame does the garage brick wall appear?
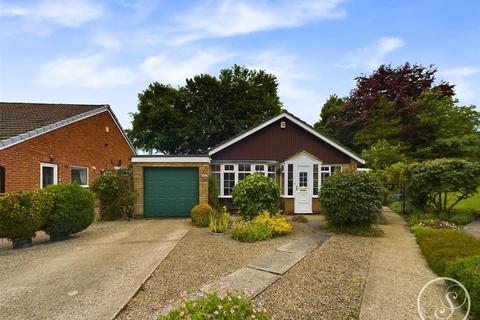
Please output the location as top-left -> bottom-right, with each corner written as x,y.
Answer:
133,162 -> 209,217
0,111 -> 133,192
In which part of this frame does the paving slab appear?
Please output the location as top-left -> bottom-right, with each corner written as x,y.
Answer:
201,267 -> 280,297
277,232 -> 330,254
248,250 -> 305,275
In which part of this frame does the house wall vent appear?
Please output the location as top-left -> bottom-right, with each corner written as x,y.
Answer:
280,121 -> 286,129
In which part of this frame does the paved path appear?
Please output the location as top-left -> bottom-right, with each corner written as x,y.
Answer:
0,219 -> 190,320
360,209 -> 466,320
464,219 -> 480,238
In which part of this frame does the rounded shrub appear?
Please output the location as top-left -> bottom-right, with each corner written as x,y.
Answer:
232,173 -> 280,220
44,184 -> 95,236
191,203 -> 215,227
319,172 -> 383,226
0,189 -> 54,241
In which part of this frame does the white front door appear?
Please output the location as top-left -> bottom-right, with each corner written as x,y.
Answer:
294,164 -> 312,213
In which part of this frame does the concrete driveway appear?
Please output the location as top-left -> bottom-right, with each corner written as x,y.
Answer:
0,219 -> 190,320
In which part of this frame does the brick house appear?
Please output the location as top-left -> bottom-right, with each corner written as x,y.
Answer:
0,102 -> 136,192
131,110 -> 364,217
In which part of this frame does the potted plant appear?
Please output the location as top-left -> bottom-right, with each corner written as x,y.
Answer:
209,206 -> 230,235
0,190 -> 53,249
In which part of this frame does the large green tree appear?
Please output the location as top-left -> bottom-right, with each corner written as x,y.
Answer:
128,65 -> 282,154
317,63 -> 480,160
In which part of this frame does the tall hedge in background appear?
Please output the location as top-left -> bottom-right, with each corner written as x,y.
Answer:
91,168 -> 136,220
406,159 -> 480,213
232,173 -> 280,220
319,172 -> 383,226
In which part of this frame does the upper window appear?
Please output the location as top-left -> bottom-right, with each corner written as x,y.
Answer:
254,164 -> 265,172
41,163 -> 58,189
71,166 -> 88,187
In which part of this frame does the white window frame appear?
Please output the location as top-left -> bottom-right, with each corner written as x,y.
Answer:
71,166 -> 89,187
40,163 -> 58,189
217,163 -> 276,198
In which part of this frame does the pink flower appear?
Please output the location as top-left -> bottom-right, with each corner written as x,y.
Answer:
180,290 -> 188,299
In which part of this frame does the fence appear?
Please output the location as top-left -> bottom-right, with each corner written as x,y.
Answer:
384,182 -> 407,215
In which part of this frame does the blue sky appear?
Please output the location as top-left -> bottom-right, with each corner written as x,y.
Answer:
1,0 -> 479,129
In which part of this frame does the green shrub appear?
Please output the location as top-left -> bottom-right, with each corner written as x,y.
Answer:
446,255 -> 480,319
159,291 -> 270,320
319,172 -> 383,226
410,227 -> 480,275
90,168 -> 136,220
191,204 -> 215,227
448,210 -> 476,225
208,175 -> 221,211
44,184 -> 95,236
232,173 -> 280,220
230,221 -> 273,242
327,223 -> 384,237
0,190 -> 53,241
406,159 -> 480,213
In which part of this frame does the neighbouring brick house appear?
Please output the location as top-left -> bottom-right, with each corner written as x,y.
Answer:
131,110 -> 364,217
0,102 -> 136,192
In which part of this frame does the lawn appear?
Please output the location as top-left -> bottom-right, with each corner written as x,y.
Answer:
448,187 -> 480,212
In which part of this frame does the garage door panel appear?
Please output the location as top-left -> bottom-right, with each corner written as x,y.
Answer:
144,167 -> 199,217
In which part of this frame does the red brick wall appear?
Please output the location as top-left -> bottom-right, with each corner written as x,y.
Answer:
0,111 -> 134,192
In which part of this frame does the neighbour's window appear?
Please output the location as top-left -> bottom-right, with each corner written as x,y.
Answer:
267,165 -> 275,180
223,164 -> 235,196
287,164 -> 293,196
331,165 -> 342,173
211,165 -> 221,195
71,166 -> 88,187
238,164 -> 251,181
313,164 -> 319,196
0,166 -> 5,193
40,163 -> 58,189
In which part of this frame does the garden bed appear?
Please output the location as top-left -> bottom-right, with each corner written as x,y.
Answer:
116,222 -> 312,320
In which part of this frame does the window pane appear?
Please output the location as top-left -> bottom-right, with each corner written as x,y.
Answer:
321,172 -> 330,182
313,164 -> 319,195
287,164 -> 293,196
71,167 -> 87,186
238,172 -> 250,181
213,172 -> 220,195
321,166 -> 330,172
280,165 -> 284,196
224,164 -> 234,171
299,172 -> 308,187
238,164 -> 251,171
267,164 -> 275,172
42,166 -> 54,188
255,164 -> 264,172
332,165 -> 342,173
211,164 -> 220,172
223,172 -> 235,195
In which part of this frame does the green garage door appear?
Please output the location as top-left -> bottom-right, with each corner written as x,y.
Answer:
144,167 -> 199,217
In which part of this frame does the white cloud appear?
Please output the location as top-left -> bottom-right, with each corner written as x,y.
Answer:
92,31 -> 122,49
37,54 -> 135,88
339,36 -> 405,70
145,0 -> 345,45
139,49 -> 236,85
0,0 -> 102,27
441,66 -> 480,106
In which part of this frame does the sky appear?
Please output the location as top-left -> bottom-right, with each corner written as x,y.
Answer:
0,0 -> 479,129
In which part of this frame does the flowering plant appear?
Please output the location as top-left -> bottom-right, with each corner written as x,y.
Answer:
253,210 -> 292,236
159,290 -> 270,319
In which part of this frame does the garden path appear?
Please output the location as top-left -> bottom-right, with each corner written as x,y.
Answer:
359,208 -> 466,320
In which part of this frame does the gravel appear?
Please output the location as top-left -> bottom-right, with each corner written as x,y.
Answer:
116,223 -> 312,320
254,234 -> 374,320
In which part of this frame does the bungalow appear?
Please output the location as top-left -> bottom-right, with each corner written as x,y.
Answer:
131,110 -> 365,217
0,102 -> 135,192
